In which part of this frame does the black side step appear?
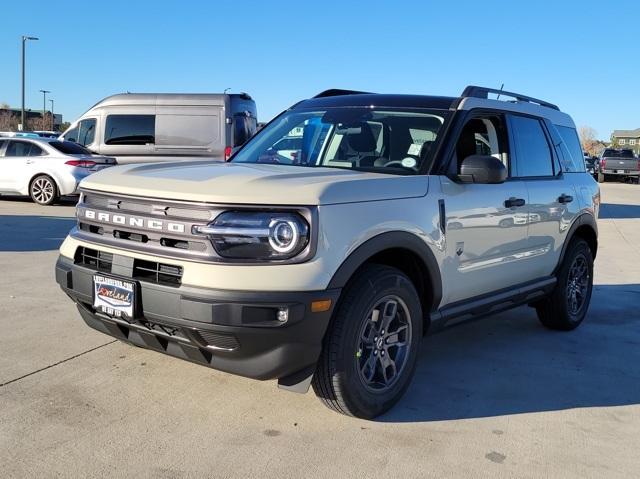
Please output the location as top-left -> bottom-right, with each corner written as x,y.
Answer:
429,276 -> 556,331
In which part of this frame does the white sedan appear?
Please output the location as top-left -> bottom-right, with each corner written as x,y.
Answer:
0,137 -> 116,205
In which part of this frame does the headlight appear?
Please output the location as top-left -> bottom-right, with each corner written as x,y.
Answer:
193,211 -> 310,260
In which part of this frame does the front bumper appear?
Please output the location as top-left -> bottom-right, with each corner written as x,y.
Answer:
55,255 -> 340,381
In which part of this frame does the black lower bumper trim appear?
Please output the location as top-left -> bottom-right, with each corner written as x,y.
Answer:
57,255 -> 340,380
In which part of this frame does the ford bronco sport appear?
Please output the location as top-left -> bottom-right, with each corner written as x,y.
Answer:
56,86 -> 599,418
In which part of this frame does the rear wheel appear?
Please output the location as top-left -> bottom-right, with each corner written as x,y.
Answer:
535,238 -> 593,331
312,264 -> 423,419
30,175 -> 58,205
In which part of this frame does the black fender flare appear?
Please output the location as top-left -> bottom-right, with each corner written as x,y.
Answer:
327,231 -> 443,312
554,213 -> 598,274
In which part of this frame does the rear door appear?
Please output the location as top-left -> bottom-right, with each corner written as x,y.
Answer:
508,115 -> 579,279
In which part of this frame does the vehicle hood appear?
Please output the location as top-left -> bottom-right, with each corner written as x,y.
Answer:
79,161 -> 429,205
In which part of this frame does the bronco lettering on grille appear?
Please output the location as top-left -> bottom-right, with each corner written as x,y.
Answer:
82,209 -> 186,233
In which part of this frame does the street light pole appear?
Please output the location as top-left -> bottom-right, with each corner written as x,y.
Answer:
39,89 -> 50,130
21,35 -> 39,131
49,99 -> 54,131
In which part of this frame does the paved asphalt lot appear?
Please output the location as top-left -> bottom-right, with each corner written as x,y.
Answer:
1,183 -> 639,478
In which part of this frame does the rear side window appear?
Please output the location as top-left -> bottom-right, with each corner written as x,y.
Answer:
105,115 -> 155,145
510,116 -> 554,177
555,125 -> 586,172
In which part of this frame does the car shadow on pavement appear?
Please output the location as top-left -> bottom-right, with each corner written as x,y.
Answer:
380,283 -> 640,423
599,203 -> 640,219
0,195 -> 78,206
0,215 -> 76,251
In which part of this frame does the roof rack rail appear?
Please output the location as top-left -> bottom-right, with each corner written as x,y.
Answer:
461,85 -> 559,111
313,89 -> 373,98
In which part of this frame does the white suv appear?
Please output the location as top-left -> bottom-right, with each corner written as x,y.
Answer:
56,86 -> 599,418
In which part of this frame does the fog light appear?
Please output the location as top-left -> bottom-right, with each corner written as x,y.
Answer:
277,307 -> 289,323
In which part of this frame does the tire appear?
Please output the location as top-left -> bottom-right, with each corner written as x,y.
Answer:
29,175 -> 59,205
535,238 -> 593,331
597,173 -> 606,183
312,264 -> 423,419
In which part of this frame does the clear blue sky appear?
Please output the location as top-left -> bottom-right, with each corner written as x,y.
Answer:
2,0 -> 637,139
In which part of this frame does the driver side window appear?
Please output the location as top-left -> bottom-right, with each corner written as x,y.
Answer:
454,115 -> 510,175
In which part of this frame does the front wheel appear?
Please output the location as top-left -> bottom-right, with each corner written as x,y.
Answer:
30,175 -> 59,205
535,238 -> 593,331
312,265 -> 423,419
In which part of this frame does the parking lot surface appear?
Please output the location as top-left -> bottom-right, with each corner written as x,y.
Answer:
1,183 -> 639,478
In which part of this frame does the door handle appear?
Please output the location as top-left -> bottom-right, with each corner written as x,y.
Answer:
26,159 -> 34,164
558,194 -> 574,204
505,197 -> 526,208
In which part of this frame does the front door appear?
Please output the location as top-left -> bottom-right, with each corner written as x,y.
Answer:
0,140 -> 37,193
440,114 -> 530,305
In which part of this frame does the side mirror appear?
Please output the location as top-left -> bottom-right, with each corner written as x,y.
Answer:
458,155 -> 507,184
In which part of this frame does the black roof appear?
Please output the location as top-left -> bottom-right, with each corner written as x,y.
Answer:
291,86 -> 559,112
294,93 -> 458,110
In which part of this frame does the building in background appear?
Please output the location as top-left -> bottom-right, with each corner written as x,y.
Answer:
0,107 -> 63,131
611,128 -> 640,155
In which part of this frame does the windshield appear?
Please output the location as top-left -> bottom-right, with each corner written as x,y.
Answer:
232,107 -> 448,174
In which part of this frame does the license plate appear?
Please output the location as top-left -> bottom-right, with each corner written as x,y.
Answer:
616,169 -> 626,174
93,274 -> 135,318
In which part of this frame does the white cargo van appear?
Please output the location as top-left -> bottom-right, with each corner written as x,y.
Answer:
60,93 -> 257,164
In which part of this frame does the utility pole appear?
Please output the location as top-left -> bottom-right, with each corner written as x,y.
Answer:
49,99 -> 54,131
40,89 -> 50,130
21,35 -> 39,131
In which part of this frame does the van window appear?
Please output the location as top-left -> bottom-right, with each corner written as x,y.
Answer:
77,119 -> 96,146
105,115 -> 155,145
155,114 -> 220,147
233,114 -> 257,147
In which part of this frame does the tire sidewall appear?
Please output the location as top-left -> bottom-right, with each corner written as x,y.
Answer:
332,268 -> 423,418
558,240 -> 594,326
30,175 -> 57,205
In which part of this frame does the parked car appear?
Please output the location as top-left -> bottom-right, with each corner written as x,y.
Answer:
597,148 -> 640,183
59,92 -> 257,164
583,154 -> 598,178
0,131 -> 40,138
55,86 -> 598,418
0,138 -> 116,205
33,130 -> 61,139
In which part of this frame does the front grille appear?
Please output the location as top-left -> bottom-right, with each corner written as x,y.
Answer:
75,247 -> 183,287
75,191 -> 219,261
133,259 -> 183,287
196,330 -> 240,351
75,247 -> 113,272
83,192 -> 215,221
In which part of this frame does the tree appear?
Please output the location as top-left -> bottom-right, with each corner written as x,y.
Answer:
578,126 -> 601,156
